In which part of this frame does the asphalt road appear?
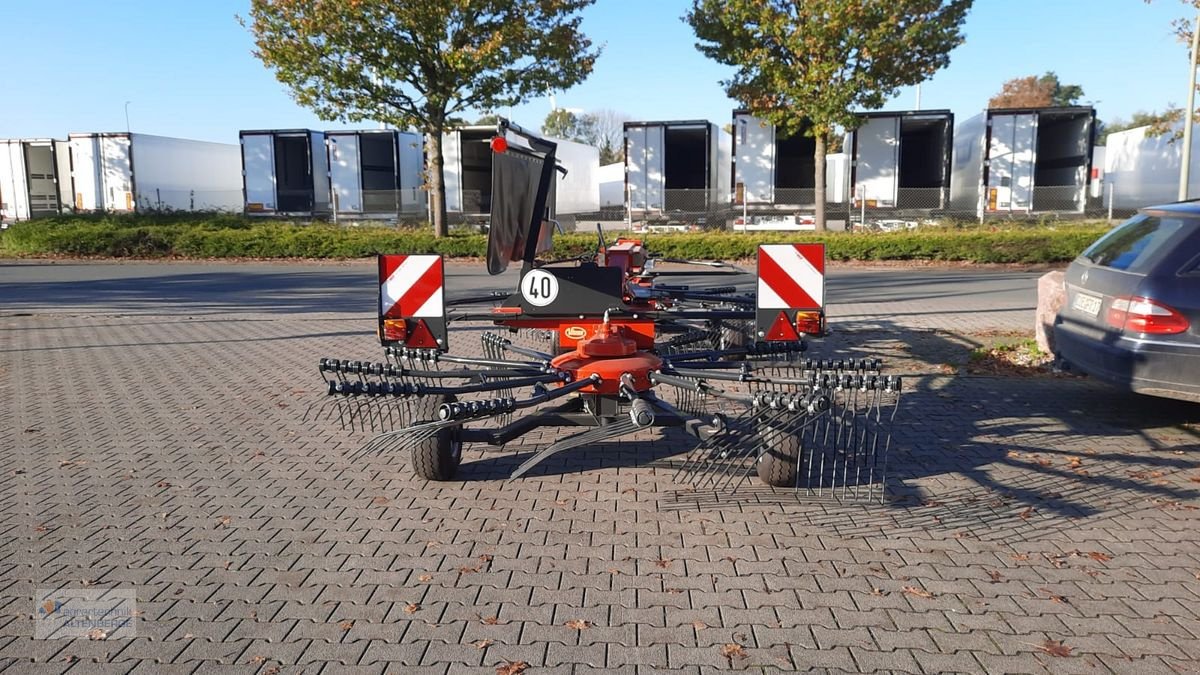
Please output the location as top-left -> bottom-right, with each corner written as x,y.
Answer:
0,260 -> 1042,331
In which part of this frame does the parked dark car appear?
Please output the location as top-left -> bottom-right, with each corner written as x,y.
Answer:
1054,201 -> 1200,403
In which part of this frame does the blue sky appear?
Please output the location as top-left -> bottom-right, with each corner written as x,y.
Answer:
2,0 -> 1195,143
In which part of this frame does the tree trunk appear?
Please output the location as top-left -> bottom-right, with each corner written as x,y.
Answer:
428,127 -> 449,238
813,132 -> 827,232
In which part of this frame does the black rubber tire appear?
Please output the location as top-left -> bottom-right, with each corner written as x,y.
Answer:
412,427 -> 462,481
756,427 -> 802,487
411,395 -> 461,481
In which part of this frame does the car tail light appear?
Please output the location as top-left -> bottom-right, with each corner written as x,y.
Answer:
1105,296 -> 1190,335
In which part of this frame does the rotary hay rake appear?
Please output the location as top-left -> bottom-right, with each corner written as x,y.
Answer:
305,119 -> 902,500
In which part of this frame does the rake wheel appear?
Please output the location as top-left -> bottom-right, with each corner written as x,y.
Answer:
757,427 -> 802,487
412,395 -> 461,481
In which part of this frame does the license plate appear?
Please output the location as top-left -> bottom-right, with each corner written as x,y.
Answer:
1072,292 -> 1102,317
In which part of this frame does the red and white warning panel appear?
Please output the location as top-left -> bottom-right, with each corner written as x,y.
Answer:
378,254 -> 448,349
756,244 -> 826,341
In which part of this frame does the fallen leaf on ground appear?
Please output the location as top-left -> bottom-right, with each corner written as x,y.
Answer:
871,587 -> 888,596
1086,551 -> 1112,563
720,643 -> 748,662
606,568 -> 622,575
247,655 -> 266,665
216,516 -> 231,527
1037,639 -> 1072,657
692,620 -> 709,630
496,660 -> 528,675
988,570 -> 1003,582
417,574 -> 433,582
34,525 -> 47,533
480,615 -> 504,625
902,586 -> 934,599
564,619 -> 592,630
1067,456 -> 1083,468
473,639 -> 494,649
1018,507 -> 1035,520
156,481 -> 171,488
403,603 -> 420,614
1038,588 -> 1069,604
338,620 -> 354,631
263,667 -> 281,675
654,558 -> 673,569
554,499 -> 569,506
372,496 -> 389,506
85,629 -> 106,640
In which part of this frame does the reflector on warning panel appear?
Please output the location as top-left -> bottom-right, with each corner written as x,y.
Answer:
378,254 -> 448,349
756,244 -> 826,341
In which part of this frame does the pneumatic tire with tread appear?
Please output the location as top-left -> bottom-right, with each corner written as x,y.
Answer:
410,395 -> 461,481
756,427 -> 802,487
412,428 -> 462,481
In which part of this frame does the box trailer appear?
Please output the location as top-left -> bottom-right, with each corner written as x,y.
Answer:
0,139 -> 72,221
598,162 -> 624,207
625,120 -> 732,217
1104,123 -> 1200,210
326,129 -> 425,219
441,124 -> 598,218
240,129 -> 331,216
69,133 -> 242,213
950,106 -> 1095,216
733,111 -> 851,208
846,110 -> 953,210
1090,146 -> 1105,200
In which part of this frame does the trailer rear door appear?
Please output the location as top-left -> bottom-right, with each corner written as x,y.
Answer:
328,133 -> 362,213
397,132 -> 424,215
101,135 -> 134,212
25,143 -> 61,216
242,134 -> 277,211
627,125 -> 665,211
736,114 -> 774,203
854,116 -> 900,207
0,142 -> 28,220
987,113 -> 1036,212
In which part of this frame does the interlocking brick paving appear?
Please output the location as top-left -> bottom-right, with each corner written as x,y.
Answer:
1,288 -> 1198,674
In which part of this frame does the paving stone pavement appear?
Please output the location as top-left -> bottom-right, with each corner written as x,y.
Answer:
1,304 -> 1199,674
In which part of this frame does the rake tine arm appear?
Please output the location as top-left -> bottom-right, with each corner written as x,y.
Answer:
483,333 -> 554,362
644,393 -> 724,441
649,371 -> 755,405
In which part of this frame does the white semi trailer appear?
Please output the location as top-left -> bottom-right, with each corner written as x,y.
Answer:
326,129 -> 425,219
845,110 -> 953,210
732,111 -> 847,208
240,129 -> 331,216
69,133 -> 242,213
950,106 -> 1096,216
1104,123 -> 1200,211
441,125 -> 599,218
0,139 -> 72,221
626,120 -> 732,218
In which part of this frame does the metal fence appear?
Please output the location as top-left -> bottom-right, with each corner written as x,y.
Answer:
559,180 -> 1168,233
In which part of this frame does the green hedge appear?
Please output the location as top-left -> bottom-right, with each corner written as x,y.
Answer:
0,215 -> 1111,264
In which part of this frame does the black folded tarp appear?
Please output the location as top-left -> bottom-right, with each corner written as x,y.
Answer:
486,148 -> 554,275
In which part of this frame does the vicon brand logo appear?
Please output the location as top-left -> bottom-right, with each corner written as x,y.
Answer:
564,326 -> 587,340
